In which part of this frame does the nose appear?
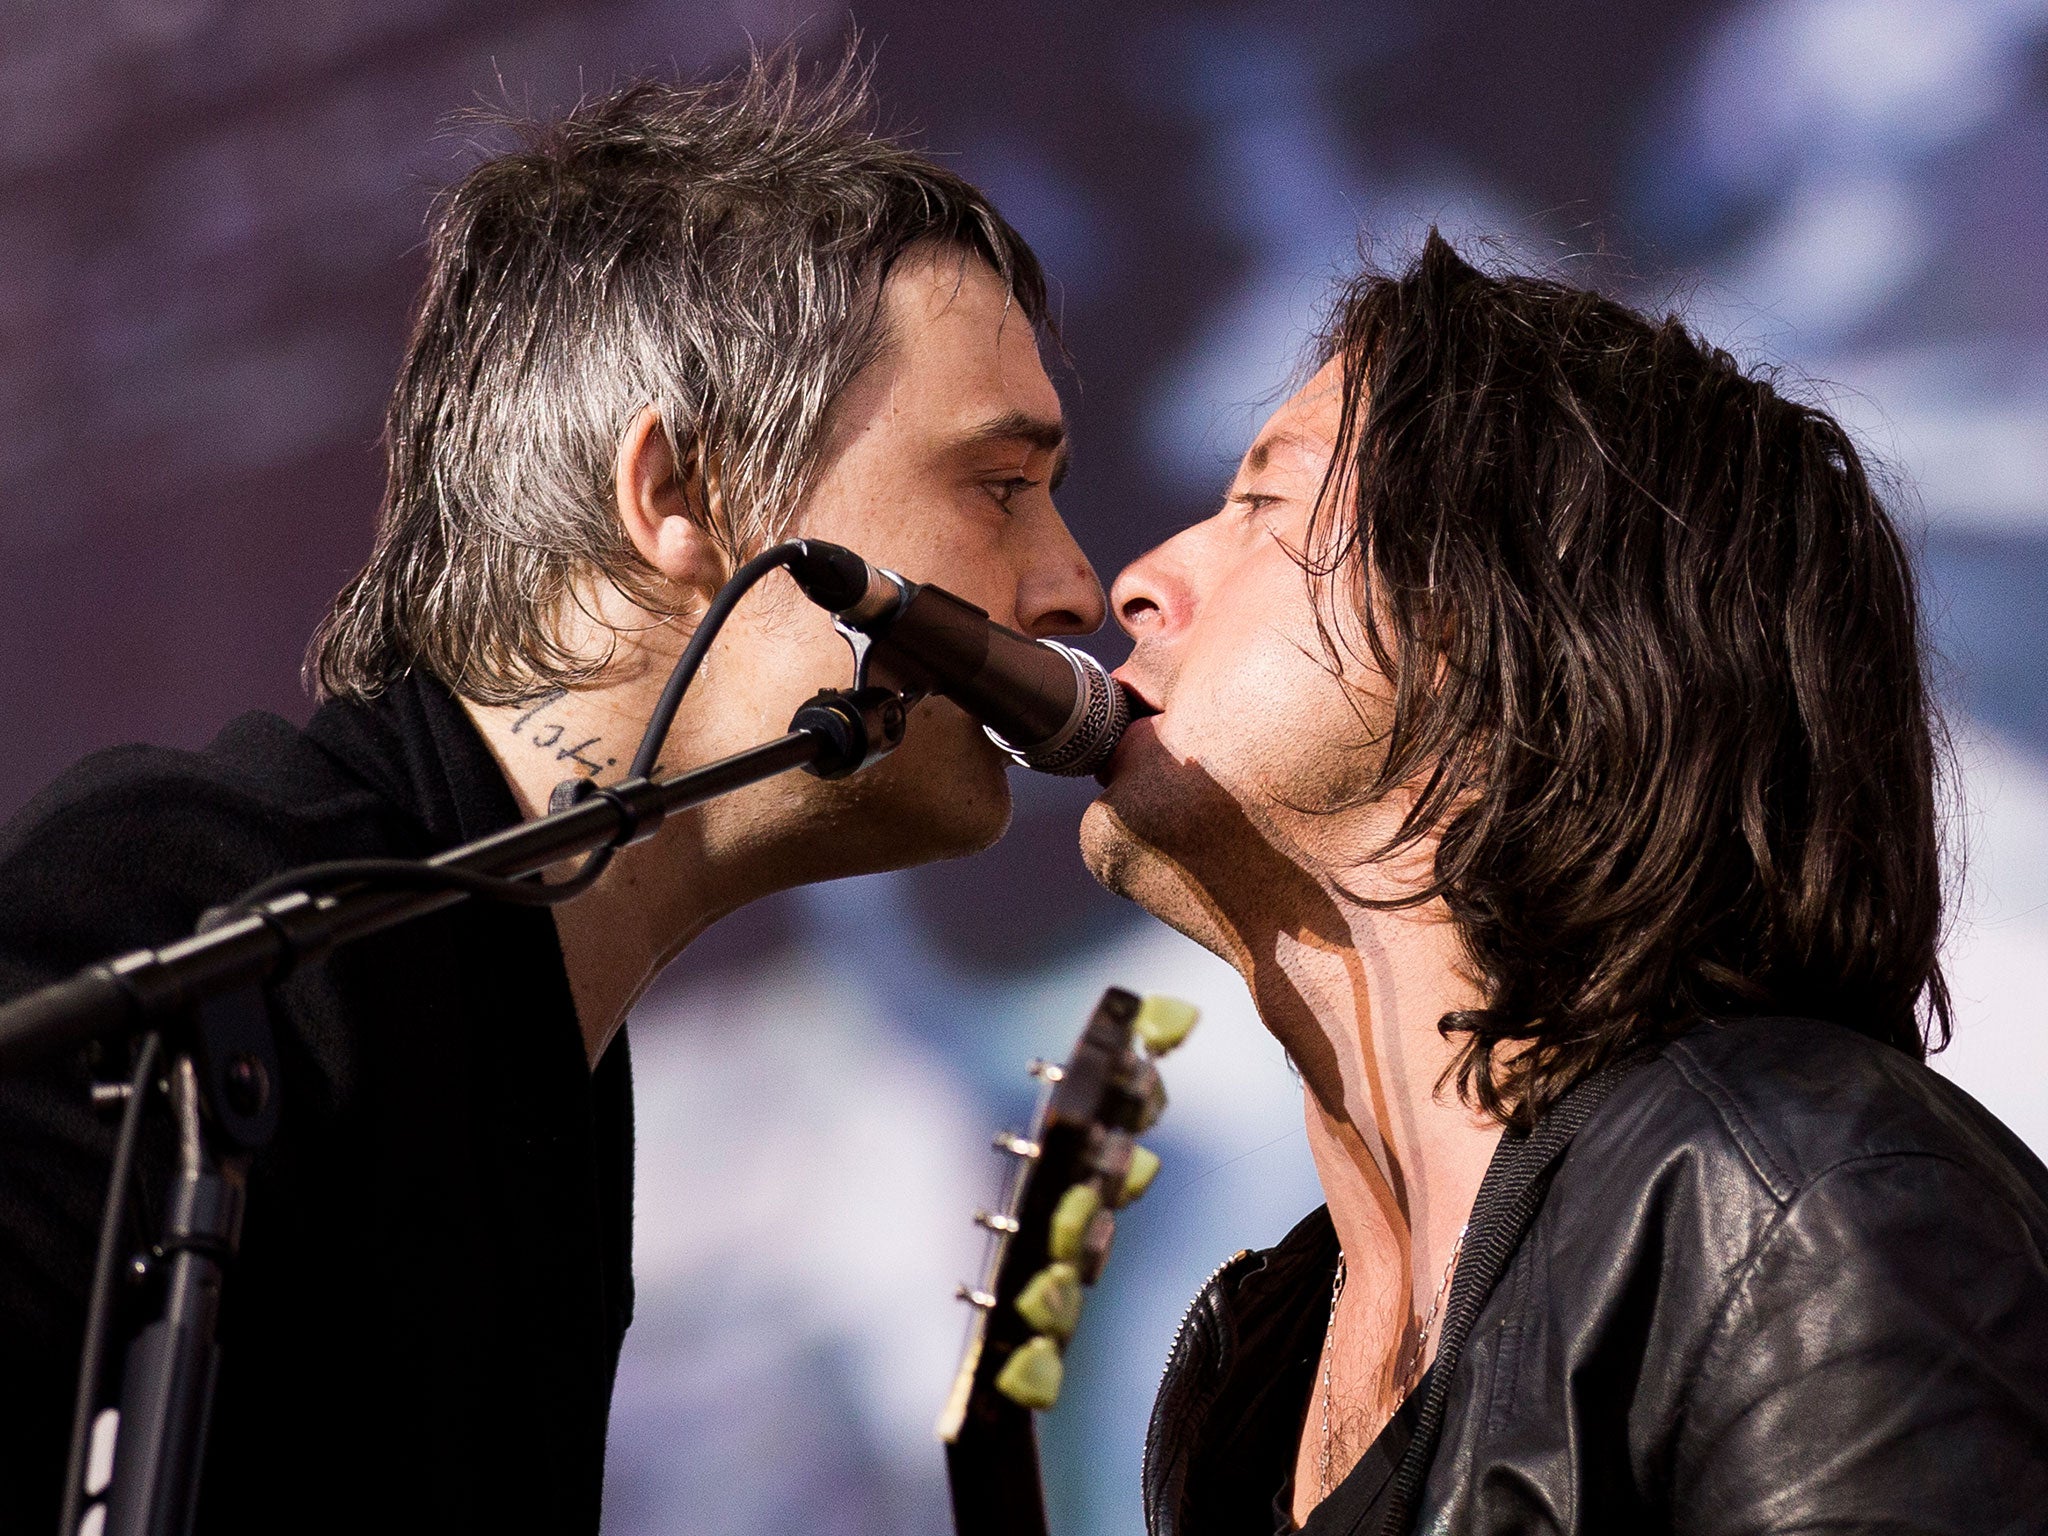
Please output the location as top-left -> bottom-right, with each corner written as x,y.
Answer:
1110,537 -> 1186,642
1014,509 -> 1108,639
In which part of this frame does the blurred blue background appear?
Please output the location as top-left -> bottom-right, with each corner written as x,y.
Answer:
4,2 -> 2044,1532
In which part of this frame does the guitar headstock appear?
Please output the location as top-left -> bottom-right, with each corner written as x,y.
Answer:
937,987 -> 1198,1535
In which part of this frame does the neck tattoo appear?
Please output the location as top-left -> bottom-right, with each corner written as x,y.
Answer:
1315,1223 -> 1467,1503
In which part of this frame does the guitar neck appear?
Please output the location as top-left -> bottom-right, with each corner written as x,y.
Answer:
938,987 -> 1198,1536
945,1399 -> 1048,1536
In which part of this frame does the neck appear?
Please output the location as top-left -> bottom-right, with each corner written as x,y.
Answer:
461,677 -> 781,1067
1278,901 -> 1499,1312
1171,794 -> 1507,1343
1106,764 -> 1504,1291
1252,865 -> 1501,1528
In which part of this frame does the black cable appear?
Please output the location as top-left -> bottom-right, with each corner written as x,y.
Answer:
627,542 -> 812,779
59,1030 -> 162,1536
550,540 -> 812,891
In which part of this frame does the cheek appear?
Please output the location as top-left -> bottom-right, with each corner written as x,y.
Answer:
1175,605 -> 1384,811
813,468 -> 1075,630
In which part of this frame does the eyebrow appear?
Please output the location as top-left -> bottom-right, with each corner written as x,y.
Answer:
958,408 -> 1071,488
1242,430 -> 1307,477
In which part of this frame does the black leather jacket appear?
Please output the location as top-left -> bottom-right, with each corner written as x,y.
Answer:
1143,1017 -> 2048,1535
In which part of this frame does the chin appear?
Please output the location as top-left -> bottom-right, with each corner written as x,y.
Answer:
1078,796 -> 1234,963
830,709 -> 1013,872
1078,725 -> 1192,899
913,764 -> 1012,861
1078,797 -> 1140,899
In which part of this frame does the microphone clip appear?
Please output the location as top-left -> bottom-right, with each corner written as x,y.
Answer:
789,686 -> 911,780
832,570 -> 935,712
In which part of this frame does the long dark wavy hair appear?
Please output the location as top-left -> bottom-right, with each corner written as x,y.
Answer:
1312,232 -> 1951,1132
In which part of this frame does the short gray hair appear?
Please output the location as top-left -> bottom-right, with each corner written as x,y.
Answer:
310,55 -> 1049,704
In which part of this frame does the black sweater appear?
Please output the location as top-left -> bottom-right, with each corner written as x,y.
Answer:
0,674 -> 633,1533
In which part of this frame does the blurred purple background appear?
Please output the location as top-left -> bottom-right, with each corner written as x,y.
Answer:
5,3 -> 2045,1533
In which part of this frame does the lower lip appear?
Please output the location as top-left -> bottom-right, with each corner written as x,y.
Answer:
1096,712 -> 1159,787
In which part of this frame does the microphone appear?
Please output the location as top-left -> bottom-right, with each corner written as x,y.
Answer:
784,540 -> 1135,777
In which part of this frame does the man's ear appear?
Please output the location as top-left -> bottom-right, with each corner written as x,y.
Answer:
614,406 -> 725,600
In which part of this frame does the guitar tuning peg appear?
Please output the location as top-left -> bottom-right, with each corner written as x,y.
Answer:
956,1285 -> 997,1310
992,1131 -> 1042,1159
1088,1130 -> 1158,1208
1027,1058 -> 1067,1083
1014,1261 -> 1083,1339
973,1209 -> 1021,1234
1134,995 -> 1200,1056
1050,1183 -> 1118,1285
1124,1059 -> 1167,1132
1076,1208 -> 1116,1285
1048,1184 -> 1102,1265
1116,1144 -> 1161,1207
995,1335 -> 1064,1411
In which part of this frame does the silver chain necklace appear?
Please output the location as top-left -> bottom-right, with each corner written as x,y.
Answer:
1315,1223 -> 1467,1502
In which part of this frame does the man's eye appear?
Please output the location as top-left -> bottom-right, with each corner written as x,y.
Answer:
985,476 -> 1038,508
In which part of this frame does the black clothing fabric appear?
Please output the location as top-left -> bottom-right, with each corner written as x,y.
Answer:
0,673 -> 634,1533
1279,1366 -> 1423,1536
1379,1054 -> 1645,1532
1138,1202 -> 1424,1536
1144,1016 -> 2048,1536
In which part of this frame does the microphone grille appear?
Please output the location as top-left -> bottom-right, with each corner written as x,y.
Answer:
1008,647 -> 1131,777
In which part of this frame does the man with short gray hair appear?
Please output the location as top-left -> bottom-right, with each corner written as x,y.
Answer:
0,57 -> 1101,1532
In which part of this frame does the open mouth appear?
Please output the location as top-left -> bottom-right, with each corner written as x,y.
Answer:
1098,676 -> 1162,785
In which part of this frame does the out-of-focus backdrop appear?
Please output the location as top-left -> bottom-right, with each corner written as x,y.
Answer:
4,2 -> 2044,1531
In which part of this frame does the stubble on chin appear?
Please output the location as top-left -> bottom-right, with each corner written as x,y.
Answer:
1077,796 -> 1138,899
783,708 -> 1012,879
1078,795 -> 1242,967
884,751 -> 1012,865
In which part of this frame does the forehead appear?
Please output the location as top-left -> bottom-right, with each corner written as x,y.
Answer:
1239,358 -> 1346,480
874,247 -> 1059,422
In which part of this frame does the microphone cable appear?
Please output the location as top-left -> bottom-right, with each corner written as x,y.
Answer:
630,542 -> 813,780
55,1031 -> 160,1536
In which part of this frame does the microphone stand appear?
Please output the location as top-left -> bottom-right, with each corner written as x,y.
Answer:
6,685 -> 907,1536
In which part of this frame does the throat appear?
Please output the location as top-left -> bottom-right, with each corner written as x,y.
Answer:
1288,1207 -> 1466,1526
1289,1264 -> 1416,1522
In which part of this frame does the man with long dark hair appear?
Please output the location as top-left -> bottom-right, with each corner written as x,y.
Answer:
0,59 -> 1100,1532
1085,233 -> 2048,1533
